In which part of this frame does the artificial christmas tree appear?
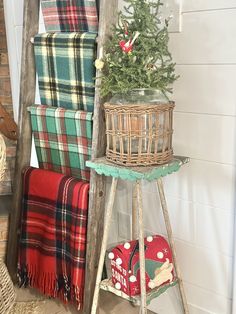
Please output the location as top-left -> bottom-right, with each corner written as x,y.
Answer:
96,0 -> 178,98
99,0 -> 178,166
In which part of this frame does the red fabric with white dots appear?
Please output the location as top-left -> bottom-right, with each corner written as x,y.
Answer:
110,235 -> 174,296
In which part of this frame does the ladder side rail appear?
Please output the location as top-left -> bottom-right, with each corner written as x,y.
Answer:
84,0 -> 118,312
6,0 -> 40,281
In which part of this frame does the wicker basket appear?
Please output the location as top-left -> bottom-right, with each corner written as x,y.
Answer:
104,101 -> 175,166
0,260 -> 16,314
0,134 -> 6,181
0,136 -> 13,314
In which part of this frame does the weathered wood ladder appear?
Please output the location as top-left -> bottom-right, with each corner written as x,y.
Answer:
6,0 -> 118,313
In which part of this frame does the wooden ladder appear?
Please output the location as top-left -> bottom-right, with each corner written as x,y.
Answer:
6,0 -> 118,312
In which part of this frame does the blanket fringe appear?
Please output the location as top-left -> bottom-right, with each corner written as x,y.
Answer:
17,264 -> 83,309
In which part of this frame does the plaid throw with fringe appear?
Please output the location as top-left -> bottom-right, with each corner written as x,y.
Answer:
34,32 -> 97,112
41,0 -> 98,33
18,167 -> 90,310
28,105 -> 92,182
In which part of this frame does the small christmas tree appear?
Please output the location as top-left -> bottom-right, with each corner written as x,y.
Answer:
96,0 -> 178,98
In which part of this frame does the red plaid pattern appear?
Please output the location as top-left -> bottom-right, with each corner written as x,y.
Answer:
41,0 -> 98,32
18,167 -> 90,309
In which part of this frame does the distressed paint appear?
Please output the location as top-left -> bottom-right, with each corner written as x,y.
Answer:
86,156 -> 189,181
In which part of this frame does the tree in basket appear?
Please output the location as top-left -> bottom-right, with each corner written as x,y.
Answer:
95,0 -> 178,98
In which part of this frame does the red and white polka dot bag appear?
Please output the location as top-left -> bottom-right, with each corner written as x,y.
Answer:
109,235 -> 174,296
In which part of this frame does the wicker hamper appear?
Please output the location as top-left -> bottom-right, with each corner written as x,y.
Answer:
0,134 -> 16,314
104,100 -> 175,166
0,134 -> 6,181
0,261 -> 16,314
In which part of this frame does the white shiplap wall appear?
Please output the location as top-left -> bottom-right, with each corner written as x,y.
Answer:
114,2 -> 236,313
108,2 -> 236,313
112,2 -> 236,313
165,1 -> 236,313
3,0 -> 236,313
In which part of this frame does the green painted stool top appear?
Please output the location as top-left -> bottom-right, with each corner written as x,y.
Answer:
86,156 -> 189,181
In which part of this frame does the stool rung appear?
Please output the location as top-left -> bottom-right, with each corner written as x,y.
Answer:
100,278 -> 178,306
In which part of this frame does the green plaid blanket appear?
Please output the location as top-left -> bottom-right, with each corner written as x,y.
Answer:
34,32 -> 97,112
28,105 -> 93,181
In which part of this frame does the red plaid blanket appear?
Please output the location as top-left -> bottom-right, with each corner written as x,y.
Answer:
41,0 -> 98,33
18,167 -> 90,309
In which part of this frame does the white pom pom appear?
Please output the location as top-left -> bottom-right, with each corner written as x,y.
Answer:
147,236 -> 153,242
115,282 -> 121,290
157,251 -> 164,259
124,242 -> 131,249
108,252 -> 114,260
116,258 -> 122,265
129,275 -> 137,283
148,281 -> 155,289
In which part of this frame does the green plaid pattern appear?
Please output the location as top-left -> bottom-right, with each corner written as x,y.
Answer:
28,105 -> 93,181
34,32 -> 97,112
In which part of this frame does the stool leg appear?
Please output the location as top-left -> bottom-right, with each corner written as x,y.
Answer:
156,178 -> 189,314
132,183 -> 138,240
136,181 -> 147,314
91,177 -> 118,314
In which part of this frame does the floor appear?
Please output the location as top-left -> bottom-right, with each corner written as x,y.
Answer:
16,286 -> 155,314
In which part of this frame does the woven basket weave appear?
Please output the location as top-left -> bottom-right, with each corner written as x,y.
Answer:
0,134 -> 6,181
104,102 -> 174,166
0,135 -> 15,313
0,260 -> 16,314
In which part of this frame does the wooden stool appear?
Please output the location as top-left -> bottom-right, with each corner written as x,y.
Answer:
87,156 -> 190,314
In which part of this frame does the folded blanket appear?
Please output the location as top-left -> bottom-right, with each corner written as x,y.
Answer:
28,105 -> 93,182
34,32 -> 97,112
41,0 -> 98,33
18,167 -> 90,310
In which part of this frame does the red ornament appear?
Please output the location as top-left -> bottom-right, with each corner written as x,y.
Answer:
109,235 -> 174,297
119,31 -> 140,54
119,40 -> 133,53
